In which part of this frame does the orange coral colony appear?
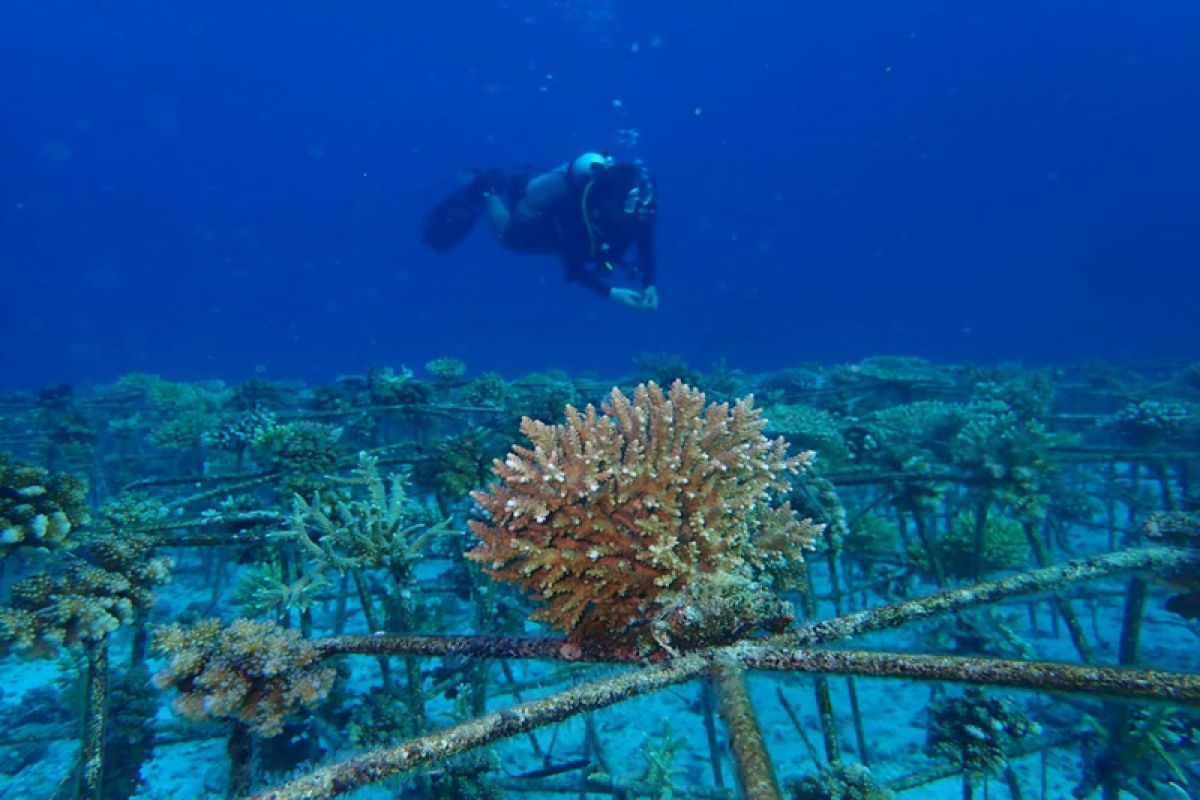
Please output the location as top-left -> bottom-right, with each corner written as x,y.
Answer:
468,380 -> 822,654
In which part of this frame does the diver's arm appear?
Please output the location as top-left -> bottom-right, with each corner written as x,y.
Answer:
563,258 -> 612,297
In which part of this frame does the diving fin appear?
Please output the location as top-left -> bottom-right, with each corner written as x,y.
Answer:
420,169 -> 504,252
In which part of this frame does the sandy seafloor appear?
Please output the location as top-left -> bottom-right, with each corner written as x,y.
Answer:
1,513 -> 1195,800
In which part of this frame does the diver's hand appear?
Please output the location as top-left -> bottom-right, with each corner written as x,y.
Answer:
609,287 -> 650,310
641,285 -> 659,310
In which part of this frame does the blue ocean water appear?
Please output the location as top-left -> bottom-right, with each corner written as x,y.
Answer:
2,0 -> 1198,388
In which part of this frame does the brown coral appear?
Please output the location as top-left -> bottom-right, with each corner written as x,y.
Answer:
0,532 -> 171,658
467,380 -> 822,653
152,618 -> 335,737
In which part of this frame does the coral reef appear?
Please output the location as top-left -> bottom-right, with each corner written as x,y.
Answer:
152,618 -> 336,737
467,380 -> 822,653
0,453 -> 90,556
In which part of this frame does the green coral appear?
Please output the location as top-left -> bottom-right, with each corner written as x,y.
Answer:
345,686 -> 417,748
831,357 -> 955,400
253,421 -> 345,495
236,560 -> 330,618
637,720 -> 687,800
461,372 -> 509,407
115,374 -> 230,413
951,401 -> 1055,520
631,352 -> 700,388
505,371 -> 580,426
842,512 -> 902,563
909,511 -> 1030,581
413,428 -> 501,501
762,404 -> 850,464
368,366 -> 432,405
286,452 -> 447,575
148,412 -> 211,451
0,453 -> 90,556
229,378 -> 285,411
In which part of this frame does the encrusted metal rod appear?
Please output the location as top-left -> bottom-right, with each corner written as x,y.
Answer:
769,546 -> 1193,649
313,633 -> 594,662
709,656 -> 782,800
247,654 -> 709,800
736,647 -> 1200,705
76,638 -> 109,800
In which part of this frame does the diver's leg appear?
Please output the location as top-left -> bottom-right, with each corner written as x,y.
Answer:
484,194 -> 511,240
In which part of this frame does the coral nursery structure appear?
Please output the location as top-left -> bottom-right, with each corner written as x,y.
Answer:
0,360 -> 1198,800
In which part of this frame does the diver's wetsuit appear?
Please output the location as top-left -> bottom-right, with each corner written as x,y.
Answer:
493,163 -> 656,297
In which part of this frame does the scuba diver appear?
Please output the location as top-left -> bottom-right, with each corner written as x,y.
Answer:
421,152 -> 658,310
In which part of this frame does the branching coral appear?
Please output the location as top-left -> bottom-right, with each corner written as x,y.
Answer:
286,452 -> 446,575
236,561 -> 330,619
152,618 -> 336,737
467,381 -> 822,654
0,532 -> 171,657
0,453 -> 90,556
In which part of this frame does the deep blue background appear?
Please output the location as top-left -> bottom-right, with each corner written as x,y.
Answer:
3,1 -> 1198,388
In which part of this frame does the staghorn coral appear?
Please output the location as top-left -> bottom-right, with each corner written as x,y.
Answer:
152,618 -> 335,737
0,532 -> 171,658
236,560 -> 330,619
286,452 -> 446,575
467,381 -> 822,654
0,453 -> 89,556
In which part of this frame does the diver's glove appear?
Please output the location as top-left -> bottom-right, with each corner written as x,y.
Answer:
641,285 -> 659,310
609,287 -> 654,311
